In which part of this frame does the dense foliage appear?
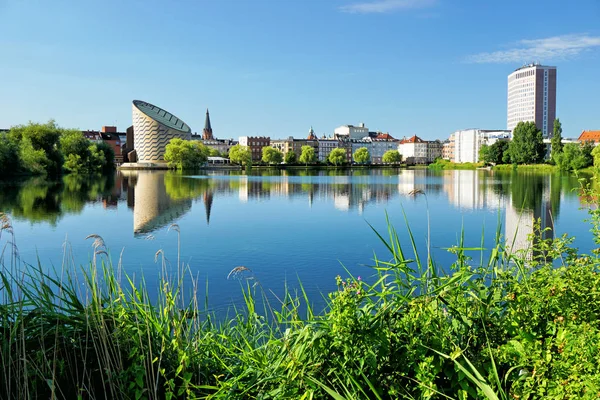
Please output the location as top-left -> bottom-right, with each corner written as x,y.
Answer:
1,121 -> 115,176
328,148 -> 346,166
261,146 -> 283,165
164,138 -> 209,170
353,147 -> 370,164
508,121 -> 546,164
382,149 -> 402,164
284,150 -> 297,164
480,141 -> 510,165
228,144 -> 252,167
0,134 -> 20,176
554,142 -> 593,172
299,145 -> 317,166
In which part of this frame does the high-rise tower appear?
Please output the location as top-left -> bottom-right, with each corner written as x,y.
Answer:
203,109 -> 214,140
507,63 -> 556,137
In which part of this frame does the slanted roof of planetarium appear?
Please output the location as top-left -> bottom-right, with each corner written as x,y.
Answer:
132,100 -> 191,133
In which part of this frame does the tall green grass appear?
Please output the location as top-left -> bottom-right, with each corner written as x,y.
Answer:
2,185 -> 600,399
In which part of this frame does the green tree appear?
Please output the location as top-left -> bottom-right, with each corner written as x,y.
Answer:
262,146 -> 283,165
353,147 -> 370,164
328,148 -> 346,166
9,120 -> 64,175
95,141 -> 115,170
478,144 -> 491,163
229,144 -> 252,167
208,147 -> 220,157
382,150 -> 402,164
0,134 -> 21,175
164,138 -> 209,170
555,143 -> 593,172
551,118 -> 563,161
592,145 -> 600,169
508,121 -> 546,164
284,150 -> 297,164
488,141 -> 510,164
299,145 -> 316,166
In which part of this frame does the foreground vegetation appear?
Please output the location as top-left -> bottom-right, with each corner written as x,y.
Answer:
2,186 -> 600,398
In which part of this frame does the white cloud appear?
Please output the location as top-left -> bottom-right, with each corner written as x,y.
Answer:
466,34 -> 600,64
339,0 -> 437,14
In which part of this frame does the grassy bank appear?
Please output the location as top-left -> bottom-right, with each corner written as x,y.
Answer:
2,199 -> 600,399
492,163 -> 556,172
428,159 -> 482,170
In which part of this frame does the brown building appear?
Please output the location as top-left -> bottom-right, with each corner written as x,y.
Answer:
82,125 -> 125,163
442,140 -> 454,160
239,136 -> 271,162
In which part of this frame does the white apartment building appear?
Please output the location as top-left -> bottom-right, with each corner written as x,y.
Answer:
397,135 -> 428,164
453,129 -> 511,163
334,123 -> 369,140
507,63 -> 557,137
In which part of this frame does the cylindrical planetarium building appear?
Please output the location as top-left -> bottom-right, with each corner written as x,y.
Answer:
132,100 -> 192,162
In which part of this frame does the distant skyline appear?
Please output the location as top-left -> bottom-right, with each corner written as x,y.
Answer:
1,0 -> 599,140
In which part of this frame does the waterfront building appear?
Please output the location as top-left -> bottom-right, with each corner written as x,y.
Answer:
397,135 -> 428,164
239,136 -> 270,162
188,109 -> 238,155
82,126 -> 125,163
452,129 -> 511,163
131,100 -> 191,162
334,123 -> 369,140
442,137 -> 454,161
202,109 -> 213,140
577,130 -> 600,145
317,136 -> 341,162
427,140 -> 443,163
507,63 -> 557,137
350,138 -> 373,162
370,133 -> 398,164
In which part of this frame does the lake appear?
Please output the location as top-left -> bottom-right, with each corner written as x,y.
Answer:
0,168 -> 595,313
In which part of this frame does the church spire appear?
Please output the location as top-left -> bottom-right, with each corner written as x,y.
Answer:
203,109 -> 213,140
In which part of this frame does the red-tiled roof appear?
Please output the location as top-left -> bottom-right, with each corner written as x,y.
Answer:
399,135 -> 424,144
578,130 -> 600,143
375,133 -> 396,140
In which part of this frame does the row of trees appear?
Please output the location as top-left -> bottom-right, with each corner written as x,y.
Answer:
164,139 -> 406,170
478,119 -> 597,172
0,121 -> 115,176
232,145 -> 403,167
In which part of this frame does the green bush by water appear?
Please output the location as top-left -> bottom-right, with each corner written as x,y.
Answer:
2,188 -> 600,399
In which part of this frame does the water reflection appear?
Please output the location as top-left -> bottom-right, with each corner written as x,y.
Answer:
0,174 -> 116,225
0,169 -> 590,252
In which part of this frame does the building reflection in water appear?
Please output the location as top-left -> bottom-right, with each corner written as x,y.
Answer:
122,171 -> 192,236
119,170 -> 558,254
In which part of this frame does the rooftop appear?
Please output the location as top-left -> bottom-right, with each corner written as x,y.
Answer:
399,135 -> 425,144
513,62 -> 556,72
578,130 -> 600,143
133,100 -> 191,133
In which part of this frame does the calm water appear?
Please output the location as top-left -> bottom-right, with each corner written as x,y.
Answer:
0,169 -> 595,313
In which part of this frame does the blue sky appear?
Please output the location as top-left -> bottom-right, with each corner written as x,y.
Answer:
1,0 -> 599,140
